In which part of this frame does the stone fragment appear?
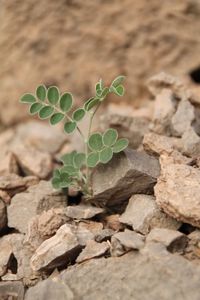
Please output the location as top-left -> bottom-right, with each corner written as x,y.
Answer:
119,195 -> 180,234
8,181 -> 67,233
76,240 -> 109,263
31,224 -> 81,271
64,204 -> 104,219
171,99 -> 195,137
113,229 -> 145,250
0,190 -> 11,204
181,126 -> 200,157
0,281 -> 24,300
103,214 -> 125,231
146,228 -> 188,253
0,150 -> 19,175
0,174 -> 36,190
95,229 -> 114,242
91,149 -> 160,207
0,199 -> 7,230
155,157 -> 200,227
0,236 -> 12,276
25,278 -> 74,300
76,221 -> 103,246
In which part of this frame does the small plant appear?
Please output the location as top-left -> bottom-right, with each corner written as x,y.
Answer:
20,76 -> 129,197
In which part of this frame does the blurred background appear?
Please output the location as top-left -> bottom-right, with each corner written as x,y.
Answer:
0,0 -> 200,126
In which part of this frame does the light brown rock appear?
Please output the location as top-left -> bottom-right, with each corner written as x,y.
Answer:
64,204 -> 104,220
7,181 -> 67,233
76,221 -> 103,246
104,214 -> 125,231
0,150 -> 19,176
113,229 -> 145,250
76,240 -> 109,263
181,126 -> 200,157
0,199 -> 7,231
0,281 -> 24,300
0,237 -> 12,276
119,195 -> 180,234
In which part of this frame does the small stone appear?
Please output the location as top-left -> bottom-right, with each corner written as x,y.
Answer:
8,181 -> 67,233
0,190 -> 11,204
25,278 -> 74,300
76,221 -> 103,246
91,149 -> 160,207
64,204 -> 104,219
0,281 -> 24,300
113,229 -> 145,250
103,214 -> 125,231
119,194 -> 180,234
0,174 -> 39,195
146,228 -> 188,253
76,240 -> 109,263
95,229 -> 114,242
0,199 -> 7,231
0,150 -> 19,175
181,126 -> 200,157
0,236 -> 12,276
31,224 -> 81,271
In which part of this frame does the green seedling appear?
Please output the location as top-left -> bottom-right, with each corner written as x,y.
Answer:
20,76 -> 129,197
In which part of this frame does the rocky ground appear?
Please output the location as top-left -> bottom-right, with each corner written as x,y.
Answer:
1,72 -> 200,299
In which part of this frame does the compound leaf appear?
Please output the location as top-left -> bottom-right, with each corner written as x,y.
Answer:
87,152 -> 99,168
112,138 -> 129,153
73,153 -> 86,169
29,103 -> 43,115
20,93 -> 36,104
100,87 -> 109,99
60,93 -> 73,112
61,151 -> 77,165
36,85 -> 46,101
103,128 -> 118,147
39,106 -> 54,119
61,165 -> 78,175
64,121 -> 77,134
72,108 -> 85,122
47,86 -> 60,105
88,133 -> 103,151
100,147 -> 113,164
85,98 -> 99,111
50,112 -> 65,125
111,75 -> 125,88
52,177 -> 61,189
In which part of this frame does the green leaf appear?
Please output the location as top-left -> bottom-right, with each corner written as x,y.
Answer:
29,103 -> 43,115
60,172 -> 72,187
72,108 -> 85,122
111,75 -> 125,88
95,82 -> 101,93
20,93 -> 36,104
110,85 -> 125,96
84,97 -> 94,110
103,128 -> 118,147
87,152 -> 99,168
100,87 -> 109,99
64,121 -> 77,134
99,79 -> 103,90
47,86 -> 60,105
39,106 -> 54,119
73,153 -> 86,169
112,138 -> 129,153
36,85 -> 46,101
53,169 -> 60,178
61,165 -> 78,175
61,151 -> 77,165
60,93 -> 73,112
100,147 -> 113,164
50,113 -> 64,125
88,133 -> 103,151
52,177 -> 61,189
85,98 -> 100,111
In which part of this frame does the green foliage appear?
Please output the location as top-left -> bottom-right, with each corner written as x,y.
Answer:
20,75 -> 129,197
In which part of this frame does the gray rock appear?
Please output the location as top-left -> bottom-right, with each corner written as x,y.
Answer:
0,236 -> 12,276
91,149 -> 160,207
112,229 -> 145,250
64,204 -> 104,219
0,173 -> 38,190
0,199 -> 7,231
146,228 -> 188,253
76,240 -> 109,263
95,229 -> 114,242
31,224 -> 81,271
0,281 -> 24,300
7,181 -> 67,233
119,194 -> 180,234
75,221 -> 103,246
25,278 -> 74,300
60,246 -> 200,300
181,126 -> 200,157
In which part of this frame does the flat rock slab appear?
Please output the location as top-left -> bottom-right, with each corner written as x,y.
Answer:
113,229 -> 145,250
91,149 -> 160,207
64,204 -> 104,219
0,281 -> 24,300
60,248 -> 200,300
76,240 -> 109,263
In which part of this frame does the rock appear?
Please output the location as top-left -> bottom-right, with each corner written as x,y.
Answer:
0,150 -> 19,175
25,278 -> 74,300
146,228 -> 188,253
181,126 -> 200,157
30,224 -> 81,271
0,199 -> 7,231
91,149 -> 160,207
112,229 -> 145,250
103,214 -> 125,231
0,281 -> 24,300
25,208 -> 70,251
150,88 -> 176,135
8,181 -> 67,233
76,240 -> 109,263
171,99 -> 195,137
95,229 -> 114,242
0,190 -> 11,205
0,236 -> 12,276
110,235 -> 127,257
64,204 -> 104,219
119,195 -> 180,234
76,221 -> 103,246
0,173 -> 38,190
60,247 -> 200,300
100,113 -> 149,149
155,157 -> 200,228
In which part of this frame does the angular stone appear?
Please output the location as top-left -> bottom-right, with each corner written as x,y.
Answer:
181,126 -> 200,157
155,158 -> 200,227
0,174 -> 37,190
8,181 -> 67,233
113,229 -> 145,250
0,150 -> 19,176
146,228 -> 188,253
76,221 -> 103,246
91,149 -> 160,207
95,229 -> 114,242
103,214 -> 125,231
119,195 -> 180,234
31,224 -> 81,271
0,281 -> 24,300
64,204 -> 104,219
0,236 -> 12,276
25,278 -> 74,300
76,240 -> 109,263
171,99 -> 195,137
0,199 -> 7,231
